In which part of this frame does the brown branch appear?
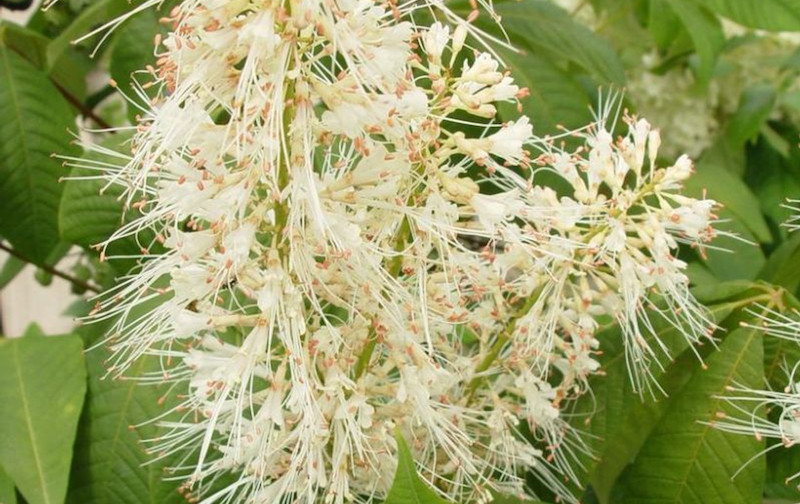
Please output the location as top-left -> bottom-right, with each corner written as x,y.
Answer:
52,81 -> 115,131
0,242 -> 102,294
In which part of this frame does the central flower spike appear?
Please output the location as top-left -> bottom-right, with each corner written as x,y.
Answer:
68,1 -> 721,503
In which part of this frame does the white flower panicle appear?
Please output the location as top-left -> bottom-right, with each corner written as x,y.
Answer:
64,1 -> 721,503
624,26 -> 800,159
711,362 -> 800,487
626,55 -> 720,159
708,208 -> 800,486
526,104 -> 719,394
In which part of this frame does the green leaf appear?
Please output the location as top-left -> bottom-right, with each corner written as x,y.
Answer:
492,0 -> 626,85
759,233 -> 800,294
59,145 -> 126,248
66,342 -> 186,504
0,465 -> 16,504
647,0 -> 683,51
686,0 -> 800,32
682,156 -> 769,281
490,496 -> 548,504
0,22 -> 48,69
690,280 -> 762,305
0,44 -> 77,264
109,8 -> 164,123
663,0 -> 725,88
764,446 -> 800,501
745,128 -> 800,241
761,292 -> 800,399
0,255 -> 25,289
0,22 -> 86,102
613,326 -> 766,504
760,123 -> 792,159
567,284 -> 765,501
726,85 -> 777,148
703,212 -> 766,281
763,331 -> 800,391
46,0 -> 136,68
687,158 -> 772,243
496,48 -> 592,136
571,292 -> 754,503
59,132 -> 143,270
385,431 -> 449,504
0,328 -> 87,504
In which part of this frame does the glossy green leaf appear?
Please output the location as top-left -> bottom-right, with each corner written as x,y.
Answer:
613,326 -> 766,504
0,328 -> 86,504
690,280 -> 763,305
385,432 -> 449,504
759,287 -> 800,498
664,0 -> 724,87
703,212 -> 766,281
759,233 -> 800,294
687,142 -> 768,282
0,45 -> 76,264
0,22 -> 48,69
0,255 -> 25,289
0,465 -> 16,504
47,0 -> 137,68
496,48 -> 592,136
745,127 -> 800,241
59,132 -> 142,271
109,8 -> 164,123
726,85 -> 777,147
764,446 -> 800,501
687,0 -> 800,32
490,496 -> 548,504
0,21 -> 86,103
687,158 -> 772,243
647,0 -> 682,50
493,0 -> 626,85
571,290 -> 758,503
66,342 -> 185,504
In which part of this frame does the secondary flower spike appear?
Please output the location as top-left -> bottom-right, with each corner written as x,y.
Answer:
709,212 -> 800,490
64,0 -> 722,503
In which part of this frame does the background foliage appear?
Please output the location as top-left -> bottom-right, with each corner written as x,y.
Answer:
1,0 -> 800,503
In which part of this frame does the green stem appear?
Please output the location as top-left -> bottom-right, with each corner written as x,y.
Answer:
353,328 -> 377,381
351,163 -> 428,380
465,285 -> 544,402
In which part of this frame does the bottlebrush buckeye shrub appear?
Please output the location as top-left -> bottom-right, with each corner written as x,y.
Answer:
61,0 -> 722,502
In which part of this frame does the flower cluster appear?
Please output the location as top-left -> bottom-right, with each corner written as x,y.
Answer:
626,55 -> 721,159
553,0 -> 800,159
712,356 -> 800,486
709,215 -> 800,488
627,21 -> 800,158
67,1 -> 720,503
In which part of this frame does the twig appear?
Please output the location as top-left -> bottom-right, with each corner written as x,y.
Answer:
0,242 -> 101,294
52,81 -> 115,131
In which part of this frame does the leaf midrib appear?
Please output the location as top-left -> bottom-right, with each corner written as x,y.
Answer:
100,357 -> 146,503
0,46 -> 46,249
12,342 -> 51,504
670,329 -> 759,503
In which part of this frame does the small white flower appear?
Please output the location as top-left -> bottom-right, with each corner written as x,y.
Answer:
488,118 -> 533,163
424,22 -> 450,65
